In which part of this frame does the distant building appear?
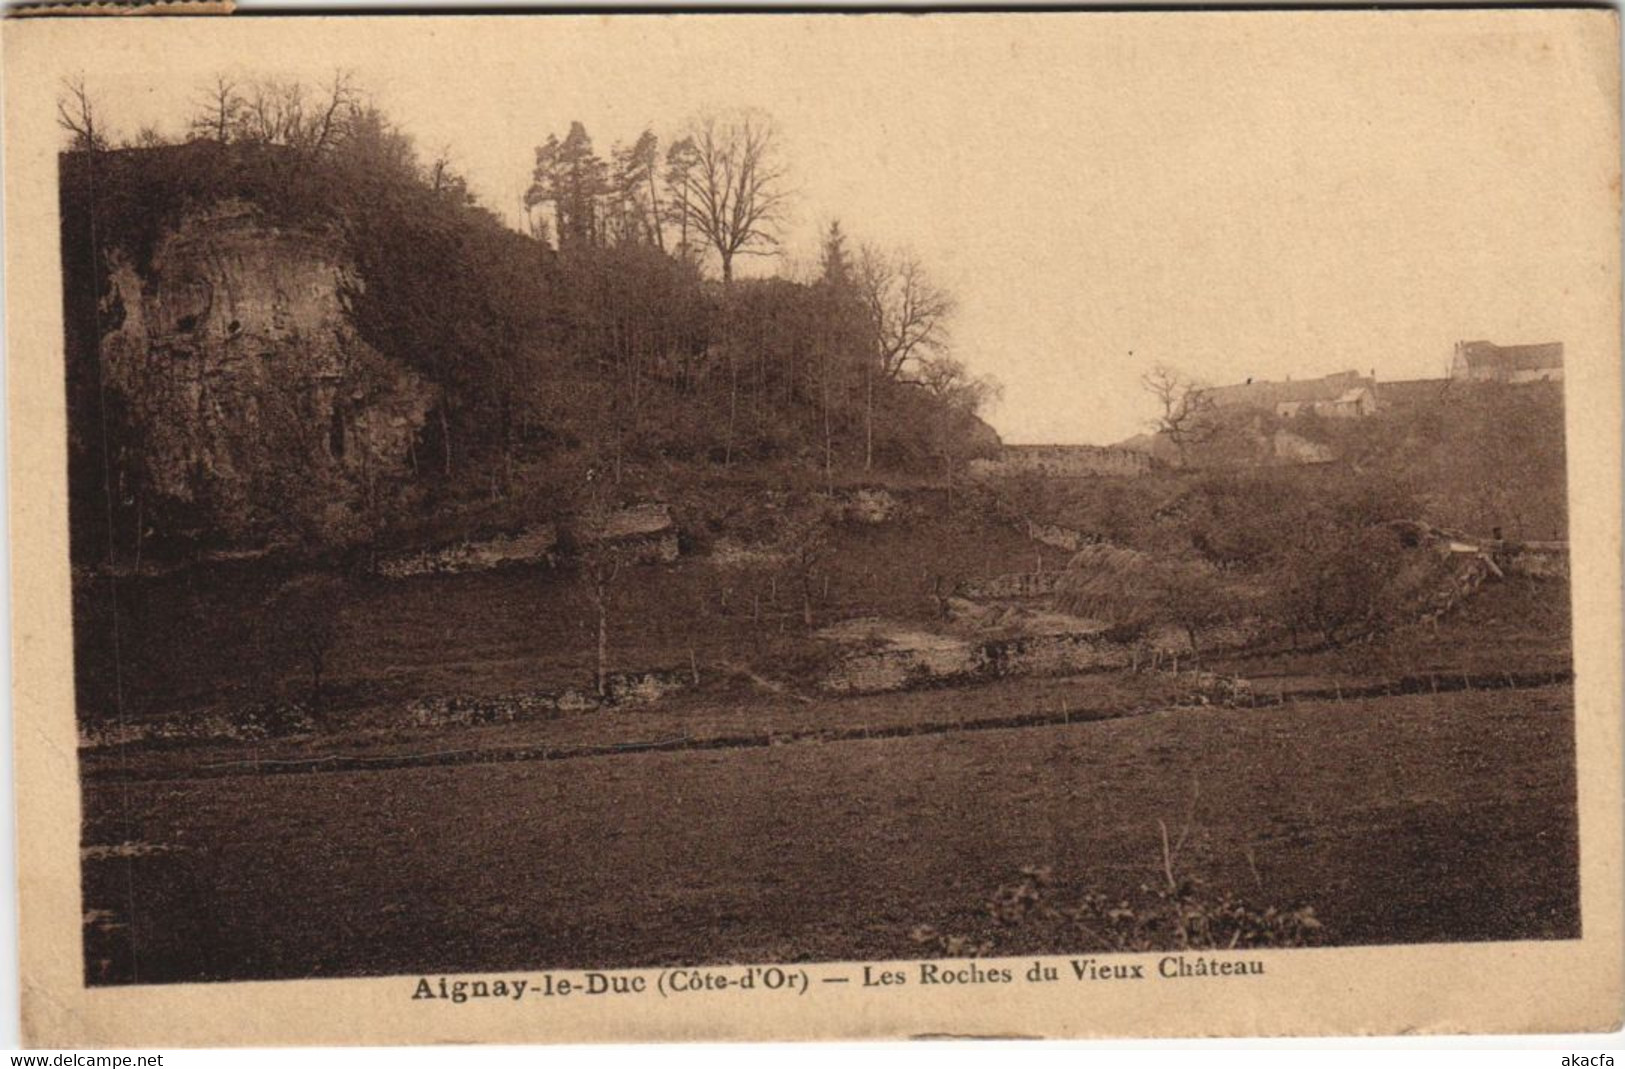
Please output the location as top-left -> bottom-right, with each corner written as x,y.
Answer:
1450,340 -> 1563,383
1205,370 -> 1378,419
969,444 -> 1155,479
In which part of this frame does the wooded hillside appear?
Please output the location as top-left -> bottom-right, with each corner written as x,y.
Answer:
60,79 -> 1000,562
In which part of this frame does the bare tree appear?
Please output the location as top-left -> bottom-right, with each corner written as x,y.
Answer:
858,245 -> 954,381
127,125 -> 169,150
269,574 -> 345,714
857,244 -> 955,470
913,354 -> 1002,488
237,77 -> 299,145
669,110 -> 791,283
783,514 -> 829,627
305,69 -> 359,155
580,541 -> 621,700
189,74 -> 244,143
426,145 -> 470,202
232,71 -> 357,154
915,354 -> 1001,416
1141,363 -> 1217,465
56,75 -> 105,152
572,473 -> 627,700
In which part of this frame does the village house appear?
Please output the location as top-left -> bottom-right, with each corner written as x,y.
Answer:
1450,340 -> 1564,383
1204,369 -> 1379,419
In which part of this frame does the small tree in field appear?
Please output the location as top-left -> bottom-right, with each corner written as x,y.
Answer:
570,468 -> 628,700
783,514 -> 830,628
269,573 -> 346,713
578,537 -> 621,700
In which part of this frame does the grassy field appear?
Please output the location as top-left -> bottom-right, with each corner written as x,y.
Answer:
81,685 -> 1578,985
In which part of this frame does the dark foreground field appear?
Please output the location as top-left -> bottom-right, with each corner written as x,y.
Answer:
81,685 -> 1578,985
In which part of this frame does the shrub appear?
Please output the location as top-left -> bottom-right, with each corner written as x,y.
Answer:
1059,881 -> 1323,952
1056,544 -> 1251,663
1269,521 -> 1410,646
905,826 -> 1326,958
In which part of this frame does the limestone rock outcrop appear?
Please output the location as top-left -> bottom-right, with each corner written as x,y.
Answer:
97,200 -> 436,547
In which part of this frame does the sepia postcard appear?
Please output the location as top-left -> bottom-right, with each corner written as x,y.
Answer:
3,8 -> 1621,1048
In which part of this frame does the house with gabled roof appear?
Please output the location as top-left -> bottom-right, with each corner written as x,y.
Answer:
1450,340 -> 1563,383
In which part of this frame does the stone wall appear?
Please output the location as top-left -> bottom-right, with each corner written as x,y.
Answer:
79,667 -> 695,748
970,444 -> 1153,480
80,702 -> 318,748
373,525 -> 559,578
1495,541 -> 1569,580
822,632 -> 1133,695
585,503 -> 681,564
405,668 -> 691,727
371,504 -> 681,580
957,571 -> 1064,599
820,617 -> 1260,696
1024,520 -> 1098,552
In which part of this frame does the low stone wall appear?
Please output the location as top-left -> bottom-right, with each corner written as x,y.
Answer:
821,618 -> 1261,696
403,668 -> 694,727
80,702 -> 317,749
840,488 -> 902,525
79,668 -> 694,748
374,524 -> 558,578
611,529 -> 681,565
586,504 -> 681,564
373,502 -> 684,578
822,631 -> 1132,695
1025,520 -> 1098,553
970,445 -> 1153,479
958,572 -> 1064,599
1495,541 -> 1568,580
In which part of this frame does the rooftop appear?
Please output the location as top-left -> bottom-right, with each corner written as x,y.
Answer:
1205,370 -> 1375,409
1456,340 -> 1564,372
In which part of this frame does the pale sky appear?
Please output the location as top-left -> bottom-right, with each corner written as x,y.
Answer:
56,12 -> 1618,444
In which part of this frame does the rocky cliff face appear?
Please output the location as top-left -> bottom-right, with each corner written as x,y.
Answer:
97,200 -> 436,548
